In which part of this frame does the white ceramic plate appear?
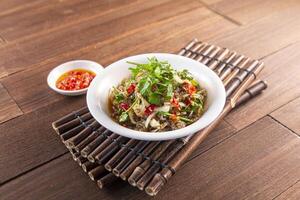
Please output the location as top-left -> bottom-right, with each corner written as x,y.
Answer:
47,60 -> 104,96
87,53 -> 225,141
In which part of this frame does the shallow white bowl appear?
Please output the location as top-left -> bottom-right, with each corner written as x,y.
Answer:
47,60 -> 104,96
87,53 -> 225,141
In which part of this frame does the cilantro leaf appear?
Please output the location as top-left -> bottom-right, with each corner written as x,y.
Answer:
138,77 -> 151,95
148,92 -> 161,105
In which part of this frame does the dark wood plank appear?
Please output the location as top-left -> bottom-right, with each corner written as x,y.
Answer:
0,0 -> 139,42
275,181 -> 300,200
0,83 -> 22,123
0,0 -> 200,78
208,7 -> 300,59
202,0 -> 300,24
1,7 -> 237,113
1,117 -> 299,200
225,42 -> 300,130
0,97 -> 84,184
271,97 -> 300,135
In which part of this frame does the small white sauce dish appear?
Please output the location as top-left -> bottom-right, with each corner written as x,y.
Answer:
87,53 -> 226,141
47,60 -> 104,96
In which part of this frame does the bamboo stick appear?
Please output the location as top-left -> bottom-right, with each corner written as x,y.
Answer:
189,43 -> 207,59
128,140 -> 174,187
229,63 -> 264,107
81,130 -> 112,157
207,48 -> 230,70
95,136 -> 129,164
136,142 -> 186,190
52,107 -> 89,129
223,58 -> 250,86
195,45 -> 215,62
120,142 -> 160,181
55,112 -> 93,133
88,165 -> 107,181
60,118 -> 94,141
77,155 -> 88,166
226,60 -> 260,97
219,54 -> 245,80
74,126 -> 105,152
235,80 -> 267,106
105,139 -> 139,171
82,161 -> 99,173
214,52 -> 237,75
220,56 -> 248,81
65,120 -> 100,148
178,38 -> 198,55
70,151 -> 80,161
201,46 -> 221,65
112,141 -> 149,177
97,173 -> 119,189
87,133 -> 118,162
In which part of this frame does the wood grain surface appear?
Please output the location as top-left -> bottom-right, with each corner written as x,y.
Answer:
0,0 -> 299,199
0,83 -> 22,123
271,97 -> 300,135
275,181 -> 300,200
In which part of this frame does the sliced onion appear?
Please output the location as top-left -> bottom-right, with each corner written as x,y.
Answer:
179,102 -> 186,107
150,119 -> 160,128
145,112 -> 156,128
155,105 -> 170,112
128,111 -> 136,124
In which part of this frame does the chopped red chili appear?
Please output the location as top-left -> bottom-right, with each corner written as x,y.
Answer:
183,82 -> 196,95
171,97 -> 180,109
126,83 -> 136,95
119,102 -> 129,111
56,69 -> 95,91
144,104 -> 156,115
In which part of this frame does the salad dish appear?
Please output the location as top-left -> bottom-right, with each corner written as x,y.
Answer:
109,57 -> 207,132
87,53 -> 225,140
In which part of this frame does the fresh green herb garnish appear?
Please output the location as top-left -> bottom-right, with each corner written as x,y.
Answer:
128,57 -> 176,106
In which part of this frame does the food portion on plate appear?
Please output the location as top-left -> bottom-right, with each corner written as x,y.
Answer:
109,57 -> 207,132
56,69 -> 96,91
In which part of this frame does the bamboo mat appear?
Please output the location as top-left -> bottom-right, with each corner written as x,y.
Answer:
52,39 -> 267,196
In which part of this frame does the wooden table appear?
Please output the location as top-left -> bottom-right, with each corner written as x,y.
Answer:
0,0 -> 300,199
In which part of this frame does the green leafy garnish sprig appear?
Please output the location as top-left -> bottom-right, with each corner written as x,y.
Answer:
127,57 -> 175,106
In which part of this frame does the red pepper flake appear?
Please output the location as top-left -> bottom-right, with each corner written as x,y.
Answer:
171,97 -> 180,110
126,83 -> 136,95
119,102 -> 129,111
144,104 -> 156,115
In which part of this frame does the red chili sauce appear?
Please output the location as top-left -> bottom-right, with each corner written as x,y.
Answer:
56,69 -> 96,91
